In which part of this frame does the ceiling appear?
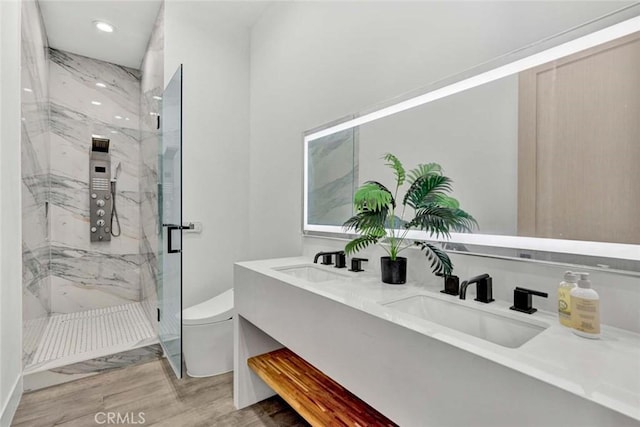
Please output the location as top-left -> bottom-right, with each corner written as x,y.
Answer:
39,0 -> 163,69
39,1 -> 273,70
175,1 -> 272,31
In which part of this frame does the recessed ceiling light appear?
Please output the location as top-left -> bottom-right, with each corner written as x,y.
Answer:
91,134 -> 105,138
23,88 -> 33,92
114,115 -> 122,119
152,96 -> 162,100
94,20 -> 114,33
110,130 -> 118,134
91,101 -> 102,106
96,82 -> 106,88
124,117 -> 130,121
149,112 -> 159,116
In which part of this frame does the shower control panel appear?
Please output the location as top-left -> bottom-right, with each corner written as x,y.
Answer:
90,138 -> 113,242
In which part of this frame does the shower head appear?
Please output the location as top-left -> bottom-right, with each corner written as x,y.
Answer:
113,162 -> 122,181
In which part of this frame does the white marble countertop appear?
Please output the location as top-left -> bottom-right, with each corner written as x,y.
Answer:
236,256 -> 640,421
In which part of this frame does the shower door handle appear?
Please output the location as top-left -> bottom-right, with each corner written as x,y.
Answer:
163,224 -> 184,254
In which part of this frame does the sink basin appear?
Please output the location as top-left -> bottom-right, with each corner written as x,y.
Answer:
274,265 -> 349,283
384,294 -> 548,348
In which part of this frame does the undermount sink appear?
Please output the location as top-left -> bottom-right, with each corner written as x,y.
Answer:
274,265 -> 350,283
384,294 -> 548,348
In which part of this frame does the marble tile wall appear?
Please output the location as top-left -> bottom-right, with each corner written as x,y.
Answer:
48,48 -> 142,314
308,128 -> 359,226
21,0 -> 50,333
139,3 -> 164,331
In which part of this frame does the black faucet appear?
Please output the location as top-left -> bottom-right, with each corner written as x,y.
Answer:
459,274 -> 494,303
510,287 -> 548,314
313,251 -> 342,265
349,257 -> 368,272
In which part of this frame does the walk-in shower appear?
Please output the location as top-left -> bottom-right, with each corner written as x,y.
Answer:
21,0 -> 166,388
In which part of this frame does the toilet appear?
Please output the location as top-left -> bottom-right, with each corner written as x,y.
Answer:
182,288 -> 234,377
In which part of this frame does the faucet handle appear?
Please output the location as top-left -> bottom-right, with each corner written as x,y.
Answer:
510,287 -> 548,314
334,251 -> 346,269
440,275 -> 460,296
349,257 -> 368,272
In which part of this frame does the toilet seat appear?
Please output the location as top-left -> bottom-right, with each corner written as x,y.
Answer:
183,288 -> 233,326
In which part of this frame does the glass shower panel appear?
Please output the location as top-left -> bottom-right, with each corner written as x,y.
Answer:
158,65 -> 183,378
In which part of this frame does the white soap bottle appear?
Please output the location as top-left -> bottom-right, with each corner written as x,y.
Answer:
570,273 -> 600,339
558,271 -> 578,327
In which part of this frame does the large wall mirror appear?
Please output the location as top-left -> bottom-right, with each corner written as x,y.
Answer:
304,9 -> 640,273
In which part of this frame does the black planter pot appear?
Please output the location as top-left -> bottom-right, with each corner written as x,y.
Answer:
380,256 -> 407,284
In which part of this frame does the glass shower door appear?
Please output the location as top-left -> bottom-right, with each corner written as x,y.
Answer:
158,65 -> 183,378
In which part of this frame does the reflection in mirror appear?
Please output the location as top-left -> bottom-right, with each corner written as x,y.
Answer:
359,31 -> 640,245
359,75 -> 518,237
517,32 -> 639,244
306,128 -> 358,226
304,14 -> 640,268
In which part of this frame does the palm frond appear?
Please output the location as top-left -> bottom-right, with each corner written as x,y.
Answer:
432,194 -> 460,209
383,153 -> 405,187
449,208 -> 478,231
414,241 -> 453,276
345,235 -> 382,256
354,181 -> 394,212
343,210 -> 388,235
408,206 -> 477,238
406,163 -> 442,185
403,174 -> 452,209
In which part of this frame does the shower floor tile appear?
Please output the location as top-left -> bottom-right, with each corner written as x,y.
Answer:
24,302 -> 158,374
23,317 -> 49,367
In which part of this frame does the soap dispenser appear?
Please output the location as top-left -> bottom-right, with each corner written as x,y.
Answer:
558,271 -> 578,327
570,273 -> 600,339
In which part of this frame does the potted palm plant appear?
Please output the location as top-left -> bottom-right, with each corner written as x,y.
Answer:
343,153 -> 477,284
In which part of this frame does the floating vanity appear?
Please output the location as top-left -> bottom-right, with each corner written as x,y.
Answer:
233,257 -> 640,426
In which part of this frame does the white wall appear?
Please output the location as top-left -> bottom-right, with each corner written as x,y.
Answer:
0,0 -> 24,424
164,2 -> 251,307
248,1 -> 640,333
159,1 -> 638,318
248,1 -> 636,260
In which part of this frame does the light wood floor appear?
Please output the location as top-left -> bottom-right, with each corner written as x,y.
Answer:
12,359 -> 309,427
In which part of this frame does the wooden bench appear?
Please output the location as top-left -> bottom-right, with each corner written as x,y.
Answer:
247,348 -> 398,427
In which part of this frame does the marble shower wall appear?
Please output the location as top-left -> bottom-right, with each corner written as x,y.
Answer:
21,0 -> 50,326
48,48 -> 142,314
139,4 -> 164,330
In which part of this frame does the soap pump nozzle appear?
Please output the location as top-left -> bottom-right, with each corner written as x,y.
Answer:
577,272 -> 591,288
